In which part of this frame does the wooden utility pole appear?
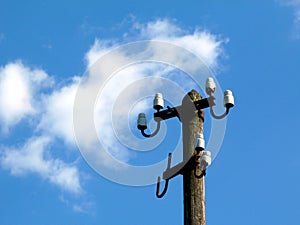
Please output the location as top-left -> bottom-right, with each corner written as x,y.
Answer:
140,80 -> 234,224
181,90 -> 206,225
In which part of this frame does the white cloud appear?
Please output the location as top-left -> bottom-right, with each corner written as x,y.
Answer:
135,19 -> 184,39
73,18 -> 228,185
85,18 -> 227,142
0,61 -> 52,132
133,19 -> 227,68
38,77 -> 81,145
85,19 -> 227,68
0,61 -> 83,194
85,39 -> 118,66
0,18 -> 228,189
0,136 -> 82,194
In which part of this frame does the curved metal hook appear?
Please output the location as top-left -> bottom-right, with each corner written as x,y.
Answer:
156,153 -> 172,198
209,106 -> 230,120
141,121 -> 161,138
156,176 -> 169,198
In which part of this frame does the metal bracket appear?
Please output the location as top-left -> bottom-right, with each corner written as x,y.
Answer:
156,153 -> 172,198
210,105 -> 230,119
156,151 -> 207,198
140,121 -> 161,138
153,96 -> 215,122
140,97 -> 216,138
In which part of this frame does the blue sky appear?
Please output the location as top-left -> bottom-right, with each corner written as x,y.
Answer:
0,1 -> 300,225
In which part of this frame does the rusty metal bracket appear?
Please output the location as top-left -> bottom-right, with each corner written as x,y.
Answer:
140,97 -> 215,138
156,151 -> 207,198
156,153 -> 172,198
153,96 -> 215,122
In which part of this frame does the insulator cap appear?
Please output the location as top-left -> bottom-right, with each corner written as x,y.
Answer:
199,151 -> 212,171
153,93 -> 164,110
137,113 -> 147,130
206,77 -> 216,96
194,133 -> 205,151
224,90 -> 234,108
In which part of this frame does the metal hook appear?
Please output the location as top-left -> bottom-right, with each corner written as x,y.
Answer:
206,93 -> 230,120
156,176 -> 169,198
209,106 -> 230,120
141,121 -> 161,138
156,153 -> 172,198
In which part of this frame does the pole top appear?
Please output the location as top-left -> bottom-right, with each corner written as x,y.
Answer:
181,89 -> 204,122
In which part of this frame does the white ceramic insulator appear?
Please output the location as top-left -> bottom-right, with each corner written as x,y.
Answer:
199,151 -> 212,171
206,77 -> 216,95
153,93 -> 164,110
224,90 -> 235,107
137,113 -> 147,129
194,133 -> 205,150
